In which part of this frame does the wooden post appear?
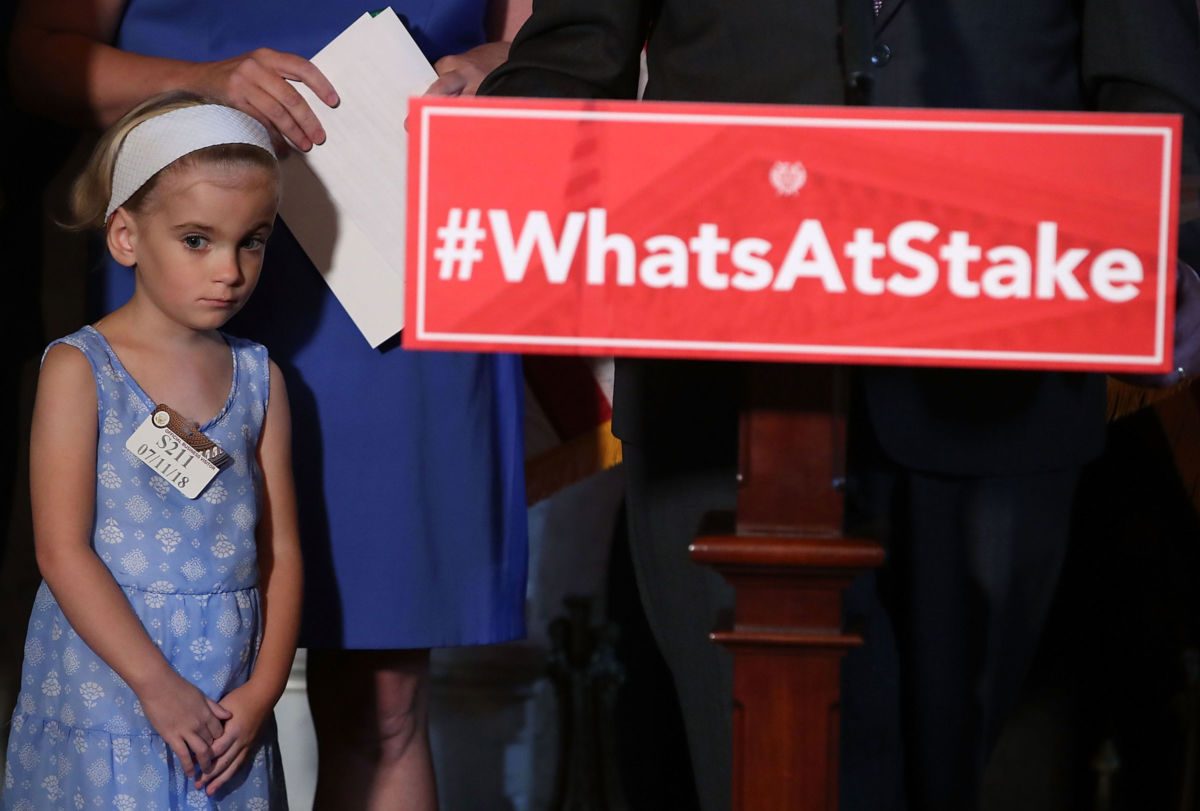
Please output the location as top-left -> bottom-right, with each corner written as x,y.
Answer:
690,365 -> 884,810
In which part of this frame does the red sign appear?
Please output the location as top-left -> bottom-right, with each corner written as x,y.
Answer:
405,96 -> 1181,373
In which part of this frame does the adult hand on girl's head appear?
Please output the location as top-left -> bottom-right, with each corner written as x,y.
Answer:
190,48 -> 340,152
137,670 -> 232,777
197,682 -> 274,795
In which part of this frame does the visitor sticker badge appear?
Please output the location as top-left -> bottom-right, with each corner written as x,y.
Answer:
125,405 -> 229,499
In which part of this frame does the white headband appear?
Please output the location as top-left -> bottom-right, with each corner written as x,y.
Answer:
105,105 -> 276,220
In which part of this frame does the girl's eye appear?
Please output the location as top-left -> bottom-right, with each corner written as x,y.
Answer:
241,236 -> 266,251
183,235 -> 208,250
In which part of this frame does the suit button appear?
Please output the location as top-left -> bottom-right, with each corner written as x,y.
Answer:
871,43 -> 892,66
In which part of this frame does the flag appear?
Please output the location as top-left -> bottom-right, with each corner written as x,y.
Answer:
524,355 -> 623,504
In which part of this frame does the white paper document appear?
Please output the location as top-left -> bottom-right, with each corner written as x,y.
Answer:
278,8 -> 436,347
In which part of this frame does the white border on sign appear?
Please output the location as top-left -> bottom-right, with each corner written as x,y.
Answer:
415,105 -> 1175,368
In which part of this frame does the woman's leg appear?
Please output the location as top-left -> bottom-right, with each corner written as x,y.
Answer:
307,648 -> 436,811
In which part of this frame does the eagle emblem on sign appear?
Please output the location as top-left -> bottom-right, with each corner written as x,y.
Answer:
769,161 -> 807,196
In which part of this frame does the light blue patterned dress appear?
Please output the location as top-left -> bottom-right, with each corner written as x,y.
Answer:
2,326 -> 286,810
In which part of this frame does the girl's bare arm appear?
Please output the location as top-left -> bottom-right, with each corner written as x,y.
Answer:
201,359 -> 302,794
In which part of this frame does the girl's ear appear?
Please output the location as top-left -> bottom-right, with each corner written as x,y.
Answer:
106,209 -> 138,268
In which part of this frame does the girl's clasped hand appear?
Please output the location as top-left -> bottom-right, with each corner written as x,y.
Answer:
136,664 -> 231,779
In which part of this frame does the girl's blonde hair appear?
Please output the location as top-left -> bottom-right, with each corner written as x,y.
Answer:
69,91 -> 279,230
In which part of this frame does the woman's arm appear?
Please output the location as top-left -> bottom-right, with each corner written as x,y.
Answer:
31,344 -> 230,777
8,0 -> 339,148
200,359 -> 302,795
241,358 -> 303,707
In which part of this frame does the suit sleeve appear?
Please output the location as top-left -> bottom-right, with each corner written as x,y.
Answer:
478,0 -> 656,100
1082,0 -> 1200,266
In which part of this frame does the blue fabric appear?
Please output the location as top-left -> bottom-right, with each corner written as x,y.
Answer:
100,1 -> 528,649
2,327 -> 285,809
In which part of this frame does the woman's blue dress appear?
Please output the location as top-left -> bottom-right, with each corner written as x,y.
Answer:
103,1 -> 528,650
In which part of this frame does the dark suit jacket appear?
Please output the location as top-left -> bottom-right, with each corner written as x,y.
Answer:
481,0 -> 1200,476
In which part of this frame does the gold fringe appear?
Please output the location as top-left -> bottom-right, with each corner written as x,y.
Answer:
1106,377 -> 1192,422
1153,389 -> 1200,516
524,420 -> 623,505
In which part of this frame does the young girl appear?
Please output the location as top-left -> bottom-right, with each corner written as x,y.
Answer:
2,92 -> 301,809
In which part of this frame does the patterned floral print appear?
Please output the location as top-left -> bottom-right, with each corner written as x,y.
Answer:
2,326 -> 287,809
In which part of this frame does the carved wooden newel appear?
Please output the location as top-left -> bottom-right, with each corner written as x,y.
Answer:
690,365 -> 885,811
